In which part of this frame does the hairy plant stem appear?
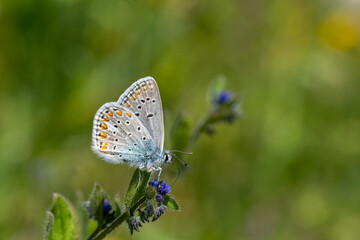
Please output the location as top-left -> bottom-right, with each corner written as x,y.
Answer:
187,116 -> 207,149
187,102 -> 237,150
186,112 -> 213,150
87,227 -> 101,240
88,195 -> 149,240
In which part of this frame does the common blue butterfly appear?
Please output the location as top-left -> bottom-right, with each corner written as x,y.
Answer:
92,77 -> 173,173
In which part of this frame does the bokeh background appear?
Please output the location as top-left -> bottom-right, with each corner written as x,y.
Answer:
1,0 -> 360,239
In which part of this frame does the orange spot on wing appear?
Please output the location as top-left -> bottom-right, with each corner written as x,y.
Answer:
108,112 -> 113,117
143,87 -> 148,91
116,111 -> 122,116
101,123 -> 107,130
126,112 -> 132,117
100,143 -> 107,150
101,132 -> 107,139
136,90 -> 141,95
131,95 -> 137,100
126,102 -> 131,107
103,116 -> 109,121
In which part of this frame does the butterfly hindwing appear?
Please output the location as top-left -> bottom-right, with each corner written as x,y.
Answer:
116,77 -> 165,153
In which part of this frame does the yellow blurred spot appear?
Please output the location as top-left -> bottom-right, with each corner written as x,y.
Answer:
103,116 -> 109,121
292,189 -> 329,228
126,112 -> 132,117
331,216 -> 360,240
116,111 -> 122,116
136,90 -> 141,95
319,11 -> 358,50
101,132 -> 107,139
143,87 -> 148,91
101,123 -> 107,130
131,95 -> 137,100
126,102 -> 131,107
108,112 -> 113,117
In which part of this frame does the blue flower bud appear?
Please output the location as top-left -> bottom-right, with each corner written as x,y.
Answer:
150,179 -> 158,187
140,201 -> 154,222
150,180 -> 172,196
154,205 -> 167,219
217,90 -> 233,105
127,216 -> 142,235
131,217 -> 142,232
103,199 -> 112,213
159,181 -> 171,195
159,205 -> 166,214
155,194 -> 164,203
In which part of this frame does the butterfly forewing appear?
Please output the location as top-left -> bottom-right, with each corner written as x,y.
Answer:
116,77 -> 165,153
92,102 -> 154,166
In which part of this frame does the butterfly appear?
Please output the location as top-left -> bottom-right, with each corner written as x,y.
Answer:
92,77 -> 174,174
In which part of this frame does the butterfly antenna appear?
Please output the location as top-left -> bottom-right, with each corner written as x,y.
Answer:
171,153 -> 189,167
170,150 -> 193,155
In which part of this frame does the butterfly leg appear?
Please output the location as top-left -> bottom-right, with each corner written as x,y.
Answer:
156,167 -> 162,180
139,164 -> 145,171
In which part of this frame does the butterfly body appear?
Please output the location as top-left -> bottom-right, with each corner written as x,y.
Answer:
92,77 -> 173,172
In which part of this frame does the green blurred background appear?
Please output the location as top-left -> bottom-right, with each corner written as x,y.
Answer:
1,0 -> 360,239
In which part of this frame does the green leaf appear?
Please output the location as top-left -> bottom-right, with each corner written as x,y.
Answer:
151,213 -> 160,222
90,183 -> 107,214
163,195 -> 180,211
84,182 -> 109,225
146,187 -> 156,199
95,197 -> 104,227
45,193 -> 76,240
44,211 -> 54,240
208,75 -> 227,101
126,218 -> 134,235
125,169 -> 140,209
130,170 -> 151,208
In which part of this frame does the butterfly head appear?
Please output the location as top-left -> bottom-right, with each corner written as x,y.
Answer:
166,150 -> 191,167
163,151 -> 173,165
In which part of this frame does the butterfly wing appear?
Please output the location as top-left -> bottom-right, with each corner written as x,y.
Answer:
92,102 -> 155,168
116,77 -> 165,153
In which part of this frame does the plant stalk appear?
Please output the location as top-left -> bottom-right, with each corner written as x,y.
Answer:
186,112 -> 212,149
89,195 -> 149,240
